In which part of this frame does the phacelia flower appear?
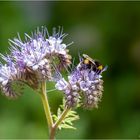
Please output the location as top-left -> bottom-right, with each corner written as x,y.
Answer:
55,54 -> 107,109
9,35 -> 51,89
55,77 -> 79,108
0,26 -> 72,98
0,62 -> 24,98
9,27 -> 71,81
78,70 -> 104,108
45,28 -> 72,70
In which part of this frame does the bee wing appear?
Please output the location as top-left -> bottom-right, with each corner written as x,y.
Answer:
82,54 -> 96,65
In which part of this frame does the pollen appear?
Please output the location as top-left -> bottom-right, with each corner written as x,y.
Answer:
84,59 -> 90,64
97,65 -> 103,70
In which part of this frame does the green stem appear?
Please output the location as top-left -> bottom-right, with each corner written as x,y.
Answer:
40,81 -> 53,132
50,107 -> 70,139
40,81 -> 70,140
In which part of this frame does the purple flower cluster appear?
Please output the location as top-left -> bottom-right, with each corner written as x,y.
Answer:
55,56 -> 107,109
55,77 -> 79,108
0,26 -> 107,110
0,27 -> 71,98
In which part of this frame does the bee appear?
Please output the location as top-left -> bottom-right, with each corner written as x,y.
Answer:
78,54 -> 107,74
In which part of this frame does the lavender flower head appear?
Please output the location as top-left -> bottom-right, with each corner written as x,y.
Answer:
55,76 -> 79,108
0,27 -> 72,98
55,54 -> 107,109
0,61 -> 24,98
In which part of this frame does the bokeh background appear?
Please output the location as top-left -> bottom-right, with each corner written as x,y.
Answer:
0,1 -> 140,139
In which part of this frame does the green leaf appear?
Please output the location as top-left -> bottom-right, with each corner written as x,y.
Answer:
53,99 -> 79,130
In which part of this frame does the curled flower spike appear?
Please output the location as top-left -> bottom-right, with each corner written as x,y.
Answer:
55,54 -> 107,109
78,70 -> 104,108
0,62 -> 24,98
45,27 -> 72,70
72,54 -> 107,109
55,76 -> 79,108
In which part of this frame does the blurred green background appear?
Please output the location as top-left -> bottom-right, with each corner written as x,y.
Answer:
0,1 -> 140,139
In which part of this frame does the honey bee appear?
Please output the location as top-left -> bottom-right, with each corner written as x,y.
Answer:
78,54 -> 107,74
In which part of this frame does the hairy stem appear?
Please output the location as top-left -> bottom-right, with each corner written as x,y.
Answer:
50,107 -> 70,139
40,81 -> 53,133
40,81 -> 70,139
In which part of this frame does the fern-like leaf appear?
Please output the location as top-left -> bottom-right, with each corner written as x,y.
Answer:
53,99 -> 79,130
